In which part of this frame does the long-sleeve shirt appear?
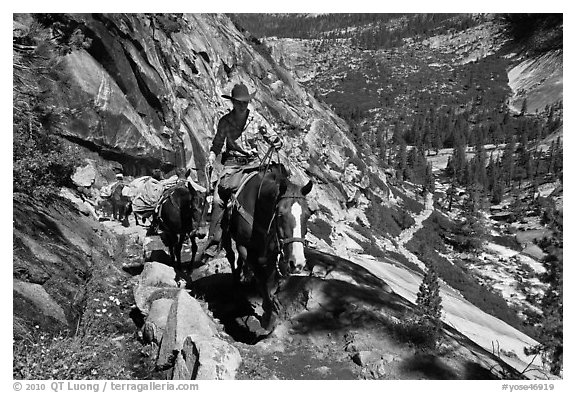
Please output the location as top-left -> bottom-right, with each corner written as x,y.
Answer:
210,109 -> 280,159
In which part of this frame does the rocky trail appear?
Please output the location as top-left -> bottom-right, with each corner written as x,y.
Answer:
394,192 -> 435,272
13,186 -> 544,380
97,203 -> 527,380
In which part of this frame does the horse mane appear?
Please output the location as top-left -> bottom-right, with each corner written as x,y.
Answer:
255,163 -> 289,199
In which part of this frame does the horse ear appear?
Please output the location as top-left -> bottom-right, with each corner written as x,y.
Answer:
301,180 -> 313,196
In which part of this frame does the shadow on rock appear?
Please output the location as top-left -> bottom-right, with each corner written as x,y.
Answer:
464,361 -> 499,380
276,272 -> 410,337
400,353 -> 459,380
192,273 -> 266,344
145,250 -> 172,266
304,248 -> 392,292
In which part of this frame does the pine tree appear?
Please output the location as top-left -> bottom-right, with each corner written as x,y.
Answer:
472,141 -> 488,189
395,141 -> 407,181
525,251 -> 563,376
501,140 -> 516,187
452,136 -> 467,184
416,264 -> 443,343
491,180 -> 504,204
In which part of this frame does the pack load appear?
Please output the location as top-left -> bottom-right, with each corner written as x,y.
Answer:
99,181 -> 120,199
129,175 -> 206,216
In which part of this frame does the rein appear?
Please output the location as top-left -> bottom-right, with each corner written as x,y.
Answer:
233,141 -> 306,277
231,174 -> 307,277
257,145 -> 277,199
267,194 -> 308,277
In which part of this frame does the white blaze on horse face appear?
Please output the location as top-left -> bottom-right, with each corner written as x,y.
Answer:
289,202 -> 306,269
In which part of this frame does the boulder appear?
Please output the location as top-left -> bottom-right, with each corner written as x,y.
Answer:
132,262 -> 181,314
136,262 -> 178,288
142,298 -> 174,344
71,162 -> 97,187
13,280 -> 68,328
522,244 -> 546,261
185,335 -> 242,380
352,350 -> 383,367
156,290 -> 218,369
133,286 -> 184,316
192,257 -> 231,280
172,351 -> 197,380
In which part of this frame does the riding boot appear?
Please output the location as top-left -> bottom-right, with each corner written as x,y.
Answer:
195,202 -> 225,264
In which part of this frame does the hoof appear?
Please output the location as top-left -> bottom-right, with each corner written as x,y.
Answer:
260,312 -> 278,333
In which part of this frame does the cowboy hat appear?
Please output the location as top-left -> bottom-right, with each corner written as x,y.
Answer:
221,83 -> 255,102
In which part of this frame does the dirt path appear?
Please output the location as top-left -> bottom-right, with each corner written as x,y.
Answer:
394,192 -> 434,271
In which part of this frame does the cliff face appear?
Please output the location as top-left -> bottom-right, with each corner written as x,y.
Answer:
506,50 -> 563,115
41,13 -> 357,187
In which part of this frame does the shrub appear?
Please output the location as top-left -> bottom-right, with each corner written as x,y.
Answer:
13,17 -> 81,201
394,317 -> 442,350
351,223 -> 387,259
365,201 -> 402,238
389,184 -> 425,215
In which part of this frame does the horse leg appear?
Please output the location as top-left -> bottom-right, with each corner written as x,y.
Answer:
174,233 -> 189,287
255,258 -> 280,332
175,233 -> 184,266
167,232 -> 177,266
120,203 -> 129,227
234,245 -> 247,286
221,232 -> 238,285
126,202 -> 138,226
112,201 -> 118,221
189,235 -> 198,265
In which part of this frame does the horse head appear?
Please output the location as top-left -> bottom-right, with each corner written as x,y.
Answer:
275,180 -> 314,275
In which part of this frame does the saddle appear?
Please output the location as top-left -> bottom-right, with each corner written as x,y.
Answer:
226,171 -> 259,228
225,163 -> 288,227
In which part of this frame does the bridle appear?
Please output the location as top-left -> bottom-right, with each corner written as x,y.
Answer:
230,143 -> 308,277
266,194 -> 308,277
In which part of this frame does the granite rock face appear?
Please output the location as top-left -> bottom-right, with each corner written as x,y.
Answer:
14,13 -> 381,227
41,14 -> 355,185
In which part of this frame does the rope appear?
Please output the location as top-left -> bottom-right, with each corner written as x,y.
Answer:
257,145 -> 276,199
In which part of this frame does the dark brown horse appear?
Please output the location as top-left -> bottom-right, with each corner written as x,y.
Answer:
221,165 -> 313,332
157,177 -> 206,270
